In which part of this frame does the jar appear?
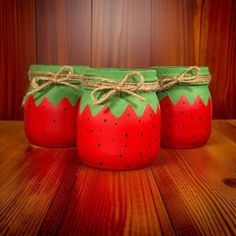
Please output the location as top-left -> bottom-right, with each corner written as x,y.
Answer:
152,66 -> 212,148
24,65 -> 88,148
77,69 -> 160,170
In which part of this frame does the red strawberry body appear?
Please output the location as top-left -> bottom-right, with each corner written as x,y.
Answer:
24,96 -> 79,148
160,95 -> 212,148
77,105 -> 160,170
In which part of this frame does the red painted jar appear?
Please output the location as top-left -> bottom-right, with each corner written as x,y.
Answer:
24,65 -> 88,148
153,66 -> 212,148
77,69 -> 160,170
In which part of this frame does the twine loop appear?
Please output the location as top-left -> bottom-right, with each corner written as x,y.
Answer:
89,71 -> 146,105
24,66 -> 79,102
158,66 -> 210,89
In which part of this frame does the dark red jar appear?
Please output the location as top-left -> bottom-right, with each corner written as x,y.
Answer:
77,69 -> 160,170
24,65 -> 88,148
153,66 -> 212,148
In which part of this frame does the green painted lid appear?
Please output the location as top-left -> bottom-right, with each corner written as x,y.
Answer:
151,66 -> 210,85
83,68 -> 157,82
24,65 -> 90,106
30,64 -> 90,74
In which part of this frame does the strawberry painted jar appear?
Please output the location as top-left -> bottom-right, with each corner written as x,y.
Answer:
77,69 -> 160,170
24,65 -> 88,148
152,66 -> 212,148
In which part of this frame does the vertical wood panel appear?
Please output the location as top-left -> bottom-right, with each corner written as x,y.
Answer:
199,0 -> 236,118
0,0 -> 36,120
36,0 -> 91,65
91,0 -> 152,68
151,0 -> 197,65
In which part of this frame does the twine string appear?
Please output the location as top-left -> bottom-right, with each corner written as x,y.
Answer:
90,71 -> 146,105
25,66 -> 78,100
158,66 -> 210,89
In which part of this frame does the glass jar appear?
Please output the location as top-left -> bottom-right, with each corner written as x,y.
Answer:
152,66 -> 212,148
24,65 -> 88,148
77,69 -> 160,170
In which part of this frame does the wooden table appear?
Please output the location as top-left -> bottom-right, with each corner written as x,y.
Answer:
0,121 -> 235,236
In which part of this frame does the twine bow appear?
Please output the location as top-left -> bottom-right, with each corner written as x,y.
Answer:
88,72 -> 146,105
25,66 -> 77,99
158,66 -> 210,89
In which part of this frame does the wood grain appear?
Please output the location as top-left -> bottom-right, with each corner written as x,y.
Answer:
0,120 -> 236,235
199,0 -> 236,119
151,0 -> 197,65
151,125 -> 236,235
0,0 -> 36,120
91,0 -> 152,68
36,0 -> 91,65
0,122 -> 79,235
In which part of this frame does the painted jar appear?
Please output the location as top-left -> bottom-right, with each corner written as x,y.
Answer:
24,65 -> 88,148
77,69 -> 160,170
153,66 -> 212,148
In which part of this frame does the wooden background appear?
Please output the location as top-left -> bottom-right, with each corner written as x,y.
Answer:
0,0 -> 235,120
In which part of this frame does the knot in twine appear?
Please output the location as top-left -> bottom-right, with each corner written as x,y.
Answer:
158,66 -> 211,89
24,66 -> 80,104
86,72 -> 146,105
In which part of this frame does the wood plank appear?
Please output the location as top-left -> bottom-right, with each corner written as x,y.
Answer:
212,120 -> 236,144
0,0 -> 36,119
91,0 -> 152,68
36,0 -> 91,65
227,120 -> 236,127
199,0 -> 236,118
151,125 -> 236,235
0,122 -> 79,235
51,166 -> 174,236
151,0 -> 197,65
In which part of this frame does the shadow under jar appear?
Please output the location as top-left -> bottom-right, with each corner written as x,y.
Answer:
152,66 -> 212,148
24,65 -> 88,148
77,69 -> 160,170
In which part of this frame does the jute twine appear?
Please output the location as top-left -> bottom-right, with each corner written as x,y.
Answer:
81,72 -> 161,105
24,66 -> 84,104
24,65 -> 211,106
158,66 -> 211,89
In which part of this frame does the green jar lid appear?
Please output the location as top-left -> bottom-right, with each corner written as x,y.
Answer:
151,66 -> 209,77
30,64 -> 90,74
151,66 -> 210,86
84,68 -> 157,82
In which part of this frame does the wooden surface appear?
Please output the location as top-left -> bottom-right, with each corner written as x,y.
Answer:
0,121 -> 235,235
0,0 -> 236,119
